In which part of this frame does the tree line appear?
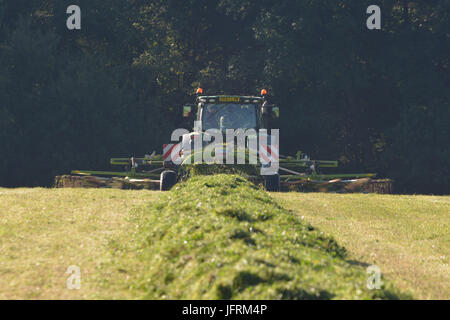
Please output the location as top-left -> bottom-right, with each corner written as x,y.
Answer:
0,0 -> 448,194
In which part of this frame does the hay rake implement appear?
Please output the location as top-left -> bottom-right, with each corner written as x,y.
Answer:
56,88 -> 392,193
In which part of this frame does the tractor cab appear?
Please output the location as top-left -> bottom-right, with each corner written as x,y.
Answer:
183,89 -> 279,132
200,100 -> 259,131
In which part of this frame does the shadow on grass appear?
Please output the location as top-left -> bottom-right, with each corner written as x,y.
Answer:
347,259 -> 371,268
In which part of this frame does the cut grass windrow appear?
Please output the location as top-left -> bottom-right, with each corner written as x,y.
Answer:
114,174 -> 407,299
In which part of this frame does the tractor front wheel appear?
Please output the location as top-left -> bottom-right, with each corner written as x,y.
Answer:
264,174 -> 280,192
160,170 -> 177,191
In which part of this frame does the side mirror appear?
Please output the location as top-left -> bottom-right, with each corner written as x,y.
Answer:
183,105 -> 192,118
272,106 -> 279,118
262,104 -> 279,118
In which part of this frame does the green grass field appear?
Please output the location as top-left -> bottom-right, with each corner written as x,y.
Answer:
0,177 -> 448,299
274,192 -> 450,300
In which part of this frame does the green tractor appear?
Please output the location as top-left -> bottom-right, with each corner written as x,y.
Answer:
56,88 -> 391,193
161,87 -> 284,190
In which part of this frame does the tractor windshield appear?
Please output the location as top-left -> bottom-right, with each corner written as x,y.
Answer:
202,104 -> 257,131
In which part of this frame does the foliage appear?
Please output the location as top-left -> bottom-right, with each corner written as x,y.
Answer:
0,1 -> 448,193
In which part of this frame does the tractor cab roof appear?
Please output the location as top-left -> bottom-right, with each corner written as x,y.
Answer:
197,95 -> 264,104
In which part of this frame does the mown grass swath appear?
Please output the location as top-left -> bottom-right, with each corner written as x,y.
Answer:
119,174 -> 406,299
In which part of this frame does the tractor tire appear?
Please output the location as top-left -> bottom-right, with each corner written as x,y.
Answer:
264,174 -> 280,192
160,170 -> 177,191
